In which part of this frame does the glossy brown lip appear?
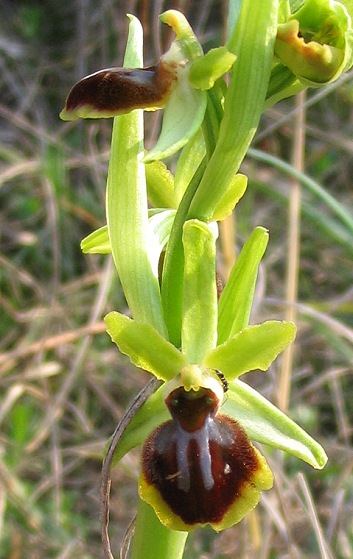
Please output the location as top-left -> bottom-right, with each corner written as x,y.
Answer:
60,61 -> 178,120
142,386 -> 260,527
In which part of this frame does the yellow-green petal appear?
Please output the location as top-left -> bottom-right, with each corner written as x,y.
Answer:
204,321 -> 296,379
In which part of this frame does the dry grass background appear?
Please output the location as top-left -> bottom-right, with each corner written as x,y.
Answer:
1,1 -> 353,558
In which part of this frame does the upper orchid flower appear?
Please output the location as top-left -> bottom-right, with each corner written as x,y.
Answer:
274,0 -> 353,86
60,10 -> 235,162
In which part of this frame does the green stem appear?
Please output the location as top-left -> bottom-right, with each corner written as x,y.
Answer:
130,499 -> 188,559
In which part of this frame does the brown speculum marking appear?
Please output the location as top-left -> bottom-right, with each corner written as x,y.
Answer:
142,386 -> 260,526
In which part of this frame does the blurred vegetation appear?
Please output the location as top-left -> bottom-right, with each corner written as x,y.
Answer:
1,1 -> 353,558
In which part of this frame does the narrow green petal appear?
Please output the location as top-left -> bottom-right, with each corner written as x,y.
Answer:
223,379 -> 328,469
106,16 -> 166,335
204,321 -> 296,379
182,220 -> 217,363
189,47 -> 236,90
80,225 -> 110,254
105,311 -> 186,381
217,227 -> 269,344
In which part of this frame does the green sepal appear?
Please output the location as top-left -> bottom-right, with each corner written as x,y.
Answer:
204,321 -> 296,380
143,10 -> 207,162
223,379 -> 328,469
265,63 -> 306,107
217,227 -> 269,344
80,225 -> 111,254
181,220 -> 217,363
189,47 -> 236,90
143,74 -> 207,162
105,311 -> 186,381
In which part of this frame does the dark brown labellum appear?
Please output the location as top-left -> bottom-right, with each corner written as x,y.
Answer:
60,61 -> 178,120
141,385 -> 263,528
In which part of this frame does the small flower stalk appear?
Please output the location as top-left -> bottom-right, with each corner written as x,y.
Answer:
59,0 -> 353,557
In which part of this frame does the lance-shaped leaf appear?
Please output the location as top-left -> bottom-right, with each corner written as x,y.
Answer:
223,379 -> 327,469
182,220 -> 217,363
217,227 -> 269,344
188,0 -> 278,220
106,16 -> 166,335
105,311 -> 186,381
203,321 -> 296,379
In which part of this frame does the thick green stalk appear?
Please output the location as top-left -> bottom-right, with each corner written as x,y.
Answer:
130,499 -> 188,559
188,0 -> 279,220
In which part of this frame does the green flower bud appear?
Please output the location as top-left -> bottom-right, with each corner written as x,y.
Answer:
274,0 -> 353,85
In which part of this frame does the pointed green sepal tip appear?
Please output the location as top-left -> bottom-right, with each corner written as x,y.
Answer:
160,10 -> 203,60
224,379 -> 328,470
104,311 -> 186,382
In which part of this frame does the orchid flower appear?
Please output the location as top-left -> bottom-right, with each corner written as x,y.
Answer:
58,2 -> 338,557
